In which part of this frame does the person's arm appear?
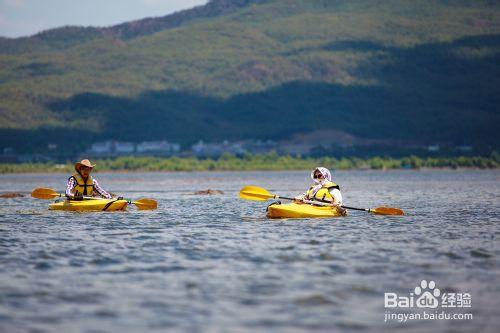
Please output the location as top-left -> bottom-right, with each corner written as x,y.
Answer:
329,188 -> 343,205
66,177 -> 76,198
93,178 -> 112,199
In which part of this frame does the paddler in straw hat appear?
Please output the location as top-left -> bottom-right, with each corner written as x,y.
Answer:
295,167 -> 347,216
66,159 -> 112,200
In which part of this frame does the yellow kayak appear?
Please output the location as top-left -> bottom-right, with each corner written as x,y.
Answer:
49,199 -> 128,212
266,202 -> 343,219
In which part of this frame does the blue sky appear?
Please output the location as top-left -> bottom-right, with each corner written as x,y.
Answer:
0,0 -> 208,38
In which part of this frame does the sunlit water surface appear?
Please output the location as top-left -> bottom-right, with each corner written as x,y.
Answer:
0,170 -> 498,332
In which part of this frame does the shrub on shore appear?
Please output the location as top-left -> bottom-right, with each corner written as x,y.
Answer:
0,152 -> 498,173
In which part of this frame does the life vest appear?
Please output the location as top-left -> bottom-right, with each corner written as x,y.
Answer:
69,173 -> 94,196
306,181 -> 340,202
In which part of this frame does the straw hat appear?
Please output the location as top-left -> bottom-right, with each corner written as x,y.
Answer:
74,159 -> 96,172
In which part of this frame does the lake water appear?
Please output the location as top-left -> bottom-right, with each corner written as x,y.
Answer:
0,170 -> 499,332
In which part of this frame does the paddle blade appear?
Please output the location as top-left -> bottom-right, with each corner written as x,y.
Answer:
132,198 -> 158,210
31,188 -> 60,199
371,206 -> 405,215
239,186 -> 274,201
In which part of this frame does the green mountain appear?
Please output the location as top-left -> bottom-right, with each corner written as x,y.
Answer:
0,0 -> 499,154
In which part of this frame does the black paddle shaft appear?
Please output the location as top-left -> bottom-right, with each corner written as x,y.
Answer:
341,205 -> 369,212
276,195 -> 335,204
275,195 -> 295,201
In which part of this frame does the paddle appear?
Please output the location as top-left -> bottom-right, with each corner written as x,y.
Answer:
31,188 -> 157,210
239,185 -> 404,215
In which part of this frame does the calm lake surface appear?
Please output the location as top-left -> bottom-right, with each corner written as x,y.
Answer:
0,170 -> 499,333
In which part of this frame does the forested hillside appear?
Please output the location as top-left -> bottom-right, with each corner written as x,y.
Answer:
0,0 -> 499,153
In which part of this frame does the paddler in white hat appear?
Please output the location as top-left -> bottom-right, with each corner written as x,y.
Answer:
295,167 -> 347,216
65,159 -> 112,200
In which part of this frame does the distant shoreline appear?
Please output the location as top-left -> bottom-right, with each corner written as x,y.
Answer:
1,154 -> 498,174
1,167 -> 496,176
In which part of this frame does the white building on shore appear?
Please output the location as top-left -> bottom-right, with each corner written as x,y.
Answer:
87,140 -> 180,157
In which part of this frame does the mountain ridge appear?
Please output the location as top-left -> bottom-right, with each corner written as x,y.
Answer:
0,0 -> 266,54
0,0 -> 499,154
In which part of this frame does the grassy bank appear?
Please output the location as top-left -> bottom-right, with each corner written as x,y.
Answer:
1,153 -> 499,173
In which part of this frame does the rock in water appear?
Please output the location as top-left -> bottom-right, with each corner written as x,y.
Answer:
0,192 -> 24,198
194,189 -> 224,195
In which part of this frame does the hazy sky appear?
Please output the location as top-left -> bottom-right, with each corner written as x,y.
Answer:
0,0 -> 208,38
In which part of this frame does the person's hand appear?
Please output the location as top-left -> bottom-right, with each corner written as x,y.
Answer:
73,194 -> 83,201
294,195 -> 304,203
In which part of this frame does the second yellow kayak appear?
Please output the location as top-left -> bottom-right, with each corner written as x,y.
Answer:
266,202 -> 343,219
49,198 -> 128,212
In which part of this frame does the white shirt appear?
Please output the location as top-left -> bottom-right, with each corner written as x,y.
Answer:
330,188 -> 343,205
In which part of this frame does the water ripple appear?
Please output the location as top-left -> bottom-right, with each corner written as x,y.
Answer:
0,170 -> 498,332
